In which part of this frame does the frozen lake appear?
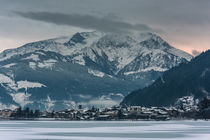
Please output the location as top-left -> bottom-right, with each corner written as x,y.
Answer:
0,120 -> 210,140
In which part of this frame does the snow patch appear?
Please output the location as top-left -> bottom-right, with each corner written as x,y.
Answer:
124,67 -> 168,75
29,62 -> 36,70
88,97 -> 118,108
35,51 -> 46,56
63,100 -> 77,109
38,62 -> 54,69
201,68 -> 210,77
1,63 -> 16,68
38,59 -> 57,69
78,93 -> 124,108
44,59 -> 57,63
0,74 -> 14,84
200,87 -> 210,96
10,93 -> 33,107
0,103 -> 17,110
17,80 -> 46,90
109,93 -> 124,98
77,94 -> 92,99
168,48 -> 193,61
22,54 -> 40,61
88,69 -> 105,77
0,74 -> 45,92
72,55 -> 85,65
43,96 -> 55,111
0,74 -> 17,90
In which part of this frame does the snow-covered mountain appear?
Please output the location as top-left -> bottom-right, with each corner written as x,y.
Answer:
0,31 -> 192,110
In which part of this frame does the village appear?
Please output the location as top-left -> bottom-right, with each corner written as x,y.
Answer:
0,105 -> 199,121
2,96 -> 210,121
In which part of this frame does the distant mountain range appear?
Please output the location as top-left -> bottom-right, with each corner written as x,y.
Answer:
0,31 -> 192,110
121,50 -> 210,107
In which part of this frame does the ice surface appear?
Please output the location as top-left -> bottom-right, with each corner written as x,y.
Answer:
0,121 -> 210,140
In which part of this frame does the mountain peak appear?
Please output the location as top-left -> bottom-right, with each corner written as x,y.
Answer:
65,32 -> 86,46
138,32 -> 171,50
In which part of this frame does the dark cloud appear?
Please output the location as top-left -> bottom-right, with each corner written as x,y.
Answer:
14,11 -> 159,33
192,50 -> 201,56
0,0 -> 210,53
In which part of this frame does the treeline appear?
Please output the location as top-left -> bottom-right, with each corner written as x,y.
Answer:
197,97 -> 210,119
10,107 -> 42,118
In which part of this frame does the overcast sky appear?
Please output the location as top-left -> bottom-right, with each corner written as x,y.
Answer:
0,0 -> 210,55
